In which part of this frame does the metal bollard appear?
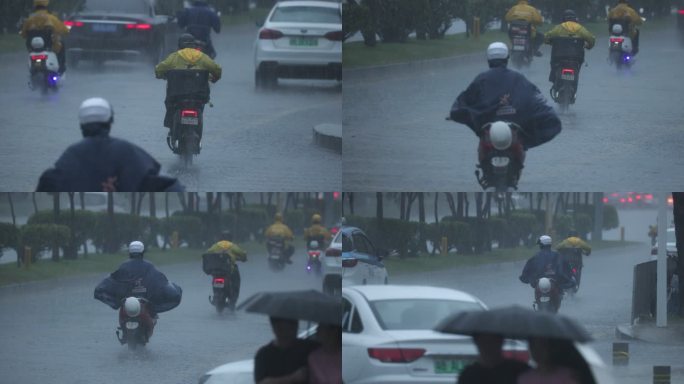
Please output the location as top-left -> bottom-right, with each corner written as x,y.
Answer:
473,17 -> 480,39
441,237 -> 447,255
653,366 -> 670,384
170,231 -> 179,248
612,342 -> 629,366
621,226 -> 625,241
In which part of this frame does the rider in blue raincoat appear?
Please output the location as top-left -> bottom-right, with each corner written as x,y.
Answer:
177,0 -> 221,58
519,235 -> 575,290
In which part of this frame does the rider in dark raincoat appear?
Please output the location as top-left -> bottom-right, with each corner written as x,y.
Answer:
177,0 -> 221,59
36,97 -> 183,192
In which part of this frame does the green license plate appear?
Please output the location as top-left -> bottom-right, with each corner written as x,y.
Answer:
434,359 -> 467,374
289,37 -> 318,47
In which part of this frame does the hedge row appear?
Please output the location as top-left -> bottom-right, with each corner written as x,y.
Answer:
345,204 -> 618,257
2,208 -> 317,260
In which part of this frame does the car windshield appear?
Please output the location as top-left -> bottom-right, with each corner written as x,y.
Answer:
270,6 -> 341,24
77,0 -> 149,14
370,299 -> 484,330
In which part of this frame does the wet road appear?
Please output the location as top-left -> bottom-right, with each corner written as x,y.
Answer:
391,240 -> 683,383
0,24 -> 341,191
343,25 -> 684,191
0,250 -> 323,383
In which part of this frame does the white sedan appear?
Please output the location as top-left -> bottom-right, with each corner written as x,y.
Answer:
342,285 -> 529,383
254,0 -> 342,87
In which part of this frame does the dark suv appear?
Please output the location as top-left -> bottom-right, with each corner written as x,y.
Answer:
64,0 -> 178,67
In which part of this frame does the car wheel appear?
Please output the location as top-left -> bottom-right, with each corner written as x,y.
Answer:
322,275 -> 341,296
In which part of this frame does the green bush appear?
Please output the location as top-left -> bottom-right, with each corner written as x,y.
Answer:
438,219 -> 473,254
0,223 -> 19,258
28,209 -> 98,250
91,213 -> 153,252
20,224 -> 71,260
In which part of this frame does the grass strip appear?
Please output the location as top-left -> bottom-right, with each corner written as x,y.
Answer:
384,240 -> 640,276
0,239 -> 307,286
343,16 -> 675,69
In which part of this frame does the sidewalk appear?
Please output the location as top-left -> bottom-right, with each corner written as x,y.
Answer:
616,320 -> 684,345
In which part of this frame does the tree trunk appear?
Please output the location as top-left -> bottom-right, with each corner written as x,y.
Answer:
130,192 -> 136,215
149,193 -> 156,218
456,192 -> 465,218
206,192 -> 214,214
376,193 -> 384,221
177,192 -> 187,212
78,192 -> 88,256
32,192 -> 39,214
105,192 -> 116,253
188,193 -> 196,213
136,193 -> 145,216
445,193 -> 456,217
400,193 -> 406,220
52,193 -> 60,261
65,192 -> 77,260
418,193 -> 425,223
7,193 -> 16,227
433,193 -> 439,224
348,193 -> 355,215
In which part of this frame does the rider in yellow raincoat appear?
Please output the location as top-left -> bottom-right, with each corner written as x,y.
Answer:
608,0 -> 642,55
556,229 -> 591,277
155,34 -> 222,135
20,0 -> 69,74
544,10 -> 595,88
265,213 -> 295,263
303,214 -> 331,246
505,0 -> 544,57
206,230 -> 246,302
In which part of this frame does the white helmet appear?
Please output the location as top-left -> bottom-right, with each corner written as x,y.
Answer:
489,122 -> 513,150
538,277 -> 552,293
538,235 -> 552,246
30,37 -> 45,50
128,241 -> 144,255
611,24 -> 623,35
486,42 -> 509,61
124,297 -> 142,317
78,97 -> 113,125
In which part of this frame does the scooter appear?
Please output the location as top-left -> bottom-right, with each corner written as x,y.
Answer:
116,297 -> 156,350
26,35 -> 60,93
306,239 -> 323,275
608,23 -> 634,69
533,277 -> 561,313
267,238 -> 287,272
508,20 -> 534,69
202,253 -> 236,314
475,121 -> 525,193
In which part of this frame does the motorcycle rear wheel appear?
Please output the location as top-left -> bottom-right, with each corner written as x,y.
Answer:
214,291 -> 225,314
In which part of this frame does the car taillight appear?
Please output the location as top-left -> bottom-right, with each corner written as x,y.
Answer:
213,277 -> 225,284
503,349 -> 530,362
561,68 -> 575,75
324,31 -> 343,41
30,54 -> 48,61
64,20 -> 84,28
679,9 -> 684,15
610,37 -> 624,44
331,227 -> 339,235
572,267 -> 577,274
325,248 -> 341,257
646,194 -> 653,200
259,28 -> 284,40
181,109 -> 198,117
126,23 -> 152,30
368,348 -> 425,363
602,197 -> 609,203
342,258 -> 358,268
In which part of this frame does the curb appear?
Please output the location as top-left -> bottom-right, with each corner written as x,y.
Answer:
313,123 -> 342,153
615,323 -> 636,340
343,52 -> 483,83
615,322 -> 684,345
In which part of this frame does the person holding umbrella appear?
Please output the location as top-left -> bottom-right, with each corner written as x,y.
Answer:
517,337 -> 586,384
237,290 -> 341,384
307,322 -> 342,384
457,332 -> 530,384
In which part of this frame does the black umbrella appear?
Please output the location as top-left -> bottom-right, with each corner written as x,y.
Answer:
434,305 -> 592,343
236,289 -> 341,326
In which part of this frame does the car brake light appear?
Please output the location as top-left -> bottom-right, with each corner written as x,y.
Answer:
259,28 -> 284,40
635,194 -> 642,200
31,54 -> 48,61
342,258 -> 358,268
503,349 -> 530,362
213,277 -> 225,284
181,109 -> 198,117
628,197 -> 633,203
64,21 -> 84,27
602,197 -> 608,203
561,68 -> 575,75
610,37 -> 624,44
646,194 -> 654,200
368,348 -> 425,363
679,9 -> 684,15
126,23 -> 152,30
325,248 -> 341,257
572,267 -> 577,274
324,31 -> 343,41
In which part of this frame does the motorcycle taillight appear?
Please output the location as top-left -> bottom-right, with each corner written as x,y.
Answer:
610,37 -> 624,44
30,54 -> 48,61
308,251 -> 320,258
561,68 -> 575,75
213,277 -> 225,284
181,109 -> 198,118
